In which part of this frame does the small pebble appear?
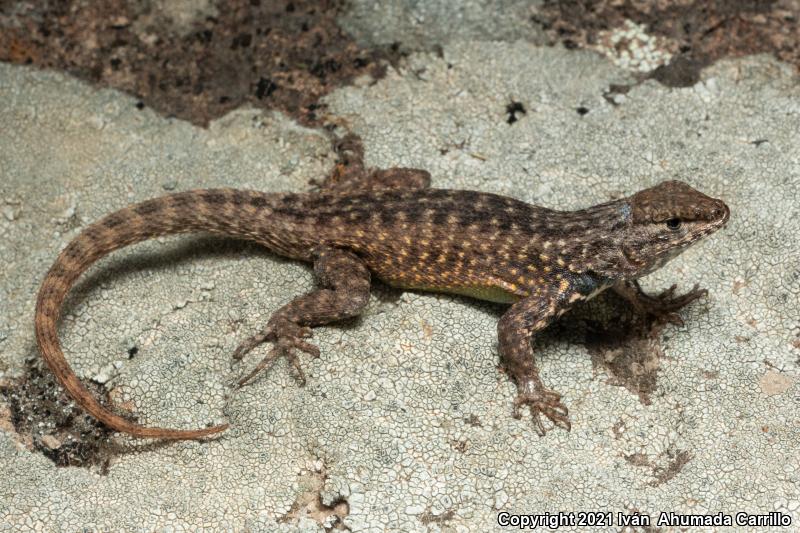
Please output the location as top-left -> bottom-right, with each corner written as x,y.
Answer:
41,435 -> 62,450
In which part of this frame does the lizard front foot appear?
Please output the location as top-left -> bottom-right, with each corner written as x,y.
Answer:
512,379 -> 571,436
639,283 -> 707,326
615,280 -> 708,326
233,318 -> 320,387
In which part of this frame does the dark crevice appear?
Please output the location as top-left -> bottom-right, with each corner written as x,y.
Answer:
0,357 -> 114,470
533,0 -> 800,86
0,0 -> 406,128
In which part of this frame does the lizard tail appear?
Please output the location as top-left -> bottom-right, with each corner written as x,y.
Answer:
34,189 -> 281,440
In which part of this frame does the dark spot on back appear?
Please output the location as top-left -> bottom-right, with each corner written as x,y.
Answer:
250,195 -> 267,207
134,202 -> 160,216
432,211 -> 448,226
394,204 -> 418,220
170,194 -> 193,208
202,191 -> 227,204
478,219 -> 497,235
231,190 -> 248,206
480,193 -> 518,214
103,213 -> 127,229
379,210 -> 396,225
457,210 -> 483,226
497,216 -> 512,231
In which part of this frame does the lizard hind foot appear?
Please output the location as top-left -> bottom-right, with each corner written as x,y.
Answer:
512,380 -> 572,437
233,320 -> 320,387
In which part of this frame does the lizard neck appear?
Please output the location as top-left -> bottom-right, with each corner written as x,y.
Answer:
536,199 -> 639,281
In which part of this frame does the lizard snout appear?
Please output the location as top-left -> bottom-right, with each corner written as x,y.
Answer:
712,200 -> 730,225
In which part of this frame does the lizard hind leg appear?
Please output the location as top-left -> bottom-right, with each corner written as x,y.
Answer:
318,133 -> 431,192
233,245 -> 371,387
320,163 -> 432,193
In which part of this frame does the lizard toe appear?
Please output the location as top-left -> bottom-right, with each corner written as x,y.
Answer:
656,283 -> 678,299
232,323 -> 278,360
236,346 -> 282,387
232,333 -> 268,361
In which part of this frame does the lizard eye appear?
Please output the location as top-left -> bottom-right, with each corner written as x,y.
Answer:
665,217 -> 682,230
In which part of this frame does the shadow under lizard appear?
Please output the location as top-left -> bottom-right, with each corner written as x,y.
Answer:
34,165 -> 730,439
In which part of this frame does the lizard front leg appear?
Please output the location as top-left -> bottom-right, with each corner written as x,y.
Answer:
499,294 -> 573,436
612,279 -> 707,326
233,245 -> 371,386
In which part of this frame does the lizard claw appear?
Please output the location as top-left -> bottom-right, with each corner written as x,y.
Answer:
234,319 -> 319,387
512,380 -> 571,436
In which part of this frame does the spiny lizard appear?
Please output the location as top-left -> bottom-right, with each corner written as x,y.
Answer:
34,166 -> 729,439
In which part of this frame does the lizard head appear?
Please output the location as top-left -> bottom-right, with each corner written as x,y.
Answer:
615,180 -> 730,278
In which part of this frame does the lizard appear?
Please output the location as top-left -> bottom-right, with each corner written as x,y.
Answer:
34,164 -> 730,440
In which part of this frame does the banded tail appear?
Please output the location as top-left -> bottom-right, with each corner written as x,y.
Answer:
34,189 -> 288,439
